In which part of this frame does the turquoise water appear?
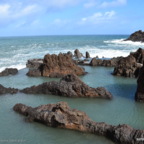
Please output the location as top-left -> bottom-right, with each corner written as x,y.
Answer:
0,35 -> 144,144
0,67 -> 144,144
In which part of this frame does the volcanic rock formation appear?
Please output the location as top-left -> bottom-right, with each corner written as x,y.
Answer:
13,102 -> 144,144
125,30 -> 144,42
113,55 -> 142,78
0,84 -> 18,95
27,53 -> 85,77
21,74 -> 112,99
135,64 -> 144,102
0,68 -> 18,76
90,57 -> 122,67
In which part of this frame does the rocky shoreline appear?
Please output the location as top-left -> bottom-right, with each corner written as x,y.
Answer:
13,101 -> 144,144
1,38 -> 144,143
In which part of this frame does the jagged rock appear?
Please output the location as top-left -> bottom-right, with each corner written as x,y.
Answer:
130,48 -> 144,63
0,84 -> 18,94
67,51 -> 73,58
21,74 -> 112,99
0,68 -> 18,76
135,64 -> 144,102
86,51 -> 90,58
27,53 -> 85,77
90,58 -> 103,66
26,59 -> 43,69
90,57 -> 122,67
74,49 -> 83,59
113,55 -> 142,78
13,101 -> 144,144
125,30 -> 144,42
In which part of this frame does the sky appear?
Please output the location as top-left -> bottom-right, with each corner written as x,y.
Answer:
0,0 -> 143,36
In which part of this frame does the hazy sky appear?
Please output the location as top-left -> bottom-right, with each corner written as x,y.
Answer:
0,0 -> 143,36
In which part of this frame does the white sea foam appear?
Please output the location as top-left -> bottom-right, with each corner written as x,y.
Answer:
104,39 -> 144,47
76,46 -> 130,58
0,64 -> 25,72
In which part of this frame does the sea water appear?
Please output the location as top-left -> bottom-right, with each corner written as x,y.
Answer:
0,35 -> 144,144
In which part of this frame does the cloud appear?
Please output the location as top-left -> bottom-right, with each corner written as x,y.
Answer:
80,11 -> 116,24
0,0 -> 80,27
84,0 -> 127,8
100,0 -> 127,8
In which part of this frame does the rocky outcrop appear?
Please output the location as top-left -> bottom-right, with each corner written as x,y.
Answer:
13,101 -> 144,144
0,84 -> 18,95
0,68 -> 18,76
74,49 -> 83,59
135,64 -> 144,102
21,74 -> 112,99
125,30 -> 144,42
86,51 -> 90,58
90,57 -> 122,67
113,55 -> 142,78
27,53 -> 85,77
26,59 -> 43,69
130,48 -> 144,63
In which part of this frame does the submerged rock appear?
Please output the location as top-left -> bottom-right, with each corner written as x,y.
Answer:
21,74 -> 112,99
125,30 -> 144,42
13,101 -> 144,144
0,68 -> 18,76
27,53 -> 85,77
0,84 -> 18,95
113,55 -> 142,78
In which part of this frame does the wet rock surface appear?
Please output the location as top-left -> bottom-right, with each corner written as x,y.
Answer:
21,74 -> 112,99
0,68 -> 18,76
13,101 -> 144,144
0,84 -> 18,95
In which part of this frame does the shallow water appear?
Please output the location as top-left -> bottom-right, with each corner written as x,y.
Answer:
0,66 -> 144,144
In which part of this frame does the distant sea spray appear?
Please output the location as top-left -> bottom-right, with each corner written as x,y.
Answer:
0,35 -> 144,71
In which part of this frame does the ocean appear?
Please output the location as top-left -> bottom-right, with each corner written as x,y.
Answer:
0,35 -> 144,144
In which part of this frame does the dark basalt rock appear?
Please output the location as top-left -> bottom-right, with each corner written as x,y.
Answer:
130,48 -> 144,63
0,68 -> 18,76
27,53 -> 85,77
135,64 -> 144,102
90,57 -> 122,67
113,55 -> 142,78
125,30 -> 144,42
86,51 -> 90,58
74,49 -> 83,59
0,84 -> 18,95
21,74 -> 112,99
13,102 -> 144,144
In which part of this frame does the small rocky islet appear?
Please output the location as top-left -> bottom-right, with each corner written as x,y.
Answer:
1,30 -> 144,143
13,101 -> 144,144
